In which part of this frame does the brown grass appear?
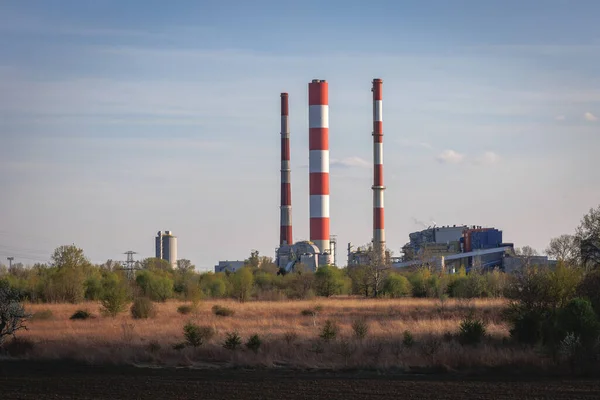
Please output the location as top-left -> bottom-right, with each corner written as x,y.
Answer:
9,297 -> 547,370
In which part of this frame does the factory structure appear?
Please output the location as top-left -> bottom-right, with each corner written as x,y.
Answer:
155,230 -> 177,269
393,224 -> 555,273
212,77 -> 551,275
275,79 -> 383,274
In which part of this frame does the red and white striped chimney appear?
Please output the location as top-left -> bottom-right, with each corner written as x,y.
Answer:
280,93 -> 293,246
372,79 -> 385,259
308,80 -> 330,258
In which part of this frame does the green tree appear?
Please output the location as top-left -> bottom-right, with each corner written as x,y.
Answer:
347,265 -> 371,297
135,270 -> 174,302
314,265 -> 345,297
141,257 -> 173,272
100,273 -> 130,317
230,267 -> 254,302
382,273 -> 412,298
176,259 -> 195,272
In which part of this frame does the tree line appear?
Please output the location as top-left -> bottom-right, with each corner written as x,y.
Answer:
0,205 -> 598,305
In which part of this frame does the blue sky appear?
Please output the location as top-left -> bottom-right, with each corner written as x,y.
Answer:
1,0 -> 599,269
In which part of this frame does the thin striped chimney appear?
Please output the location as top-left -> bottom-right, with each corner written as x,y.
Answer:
280,93 -> 293,245
372,79 -> 386,260
308,79 -> 330,258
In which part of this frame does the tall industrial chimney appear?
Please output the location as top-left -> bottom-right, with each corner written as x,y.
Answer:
372,79 -> 386,260
308,79 -> 330,259
280,93 -> 293,245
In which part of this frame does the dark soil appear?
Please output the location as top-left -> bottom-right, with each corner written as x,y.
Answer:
1,360 -> 599,399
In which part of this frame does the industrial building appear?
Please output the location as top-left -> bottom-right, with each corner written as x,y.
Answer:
155,230 -> 177,269
214,260 -> 245,273
209,77 -> 551,276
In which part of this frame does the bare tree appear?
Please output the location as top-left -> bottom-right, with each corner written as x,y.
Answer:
545,234 -> 578,265
515,245 -> 539,269
364,243 -> 391,298
575,204 -> 600,271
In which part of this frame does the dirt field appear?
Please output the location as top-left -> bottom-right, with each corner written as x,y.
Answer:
1,361 -> 599,400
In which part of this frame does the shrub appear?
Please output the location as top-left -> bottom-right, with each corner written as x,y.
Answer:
70,309 -> 92,320
130,297 -> 157,319
0,282 -> 31,345
576,270 -> 600,317
183,323 -> 214,347
402,330 -> 415,347
458,314 -> 487,345
245,334 -> 262,354
301,309 -> 316,316
283,331 -> 297,346
507,306 -> 544,345
172,342 -> 186,351
212,305 -> 235,317
319,320 -> 338,342
177,305 -> 193,315
223,331 -> 242,350
31,309 -> 54,321
556,298 -> 599,348
382,274 -> 412,298
100,276 -> 129,317
351,318 -> 369,341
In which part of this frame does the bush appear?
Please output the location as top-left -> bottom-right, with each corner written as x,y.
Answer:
130,297 -> 157,319
382,274 -> 412,298
402,330 -> 415,347
177,305 -> 193,315
576,270 -> 600,317
223,331 -> 242,350
245,334 -> 262,354
31,309 -> 53,321
458,314 -> 487,345
351,318 -> 369,341
183,323 -> 214,347
212,305 -> 235,317
556,298 -> 599,348
301,309 -> 316,316
320,320 -> 338,342
100,275 -> 129,317
283,331 -> 297,346
507,306 -> 544,345
0,282 -> 31,345
70,309 -> 92,320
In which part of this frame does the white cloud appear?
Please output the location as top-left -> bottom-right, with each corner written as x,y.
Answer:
436,149 -> 464,164
474,151 -> 501,165
584,112 -> 598,121
555,115 -> 566,121
330,156 -> 371,169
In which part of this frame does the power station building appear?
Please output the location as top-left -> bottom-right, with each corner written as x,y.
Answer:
155,230 -> 177,269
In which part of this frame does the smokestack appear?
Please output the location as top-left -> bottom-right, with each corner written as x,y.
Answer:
280,93 -> 293,245
308,79 -> 330,258
372,79 -> 386,260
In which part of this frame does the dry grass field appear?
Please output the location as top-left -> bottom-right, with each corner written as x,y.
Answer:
11,297 -> 548,370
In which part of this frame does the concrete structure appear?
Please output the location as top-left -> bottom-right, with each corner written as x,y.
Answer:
214,260 -> 245,273
308,79 -> 331,265
155,230 -> 177,269
372,79 -> 386,261
276,241 -> 320,273
280,92 -> 293,246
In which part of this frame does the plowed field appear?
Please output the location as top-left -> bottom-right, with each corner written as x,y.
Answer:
1,361 -> 599,400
